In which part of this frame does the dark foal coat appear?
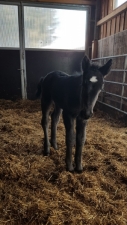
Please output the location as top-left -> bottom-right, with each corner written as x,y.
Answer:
36,55 -> 112,172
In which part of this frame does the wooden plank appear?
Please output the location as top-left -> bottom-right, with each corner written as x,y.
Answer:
101,0 -> 105,18
97,40 -> 102,57
107,20 -> 111,36
0,0 -> 96,4
110,17 -> 116,35
103,23 -> 107,37
115,14 -> 120,33
92,40 -> 98,59
120,12 -> 125,32
104,0 -> 108,17
108,0 -> 113,14
100,25 -> 104,39
97,1 -> 127,26
124,10 -> 127,29
101,35 -> 114,56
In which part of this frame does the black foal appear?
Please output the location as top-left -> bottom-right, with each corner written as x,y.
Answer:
36,55 -> 112,172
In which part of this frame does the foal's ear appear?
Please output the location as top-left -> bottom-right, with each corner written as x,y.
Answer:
82,55 -> 91,72
99,59 -> 112,77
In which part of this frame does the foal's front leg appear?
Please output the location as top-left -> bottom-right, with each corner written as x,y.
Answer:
75,116 -> 87,172
63,112 -> 75,172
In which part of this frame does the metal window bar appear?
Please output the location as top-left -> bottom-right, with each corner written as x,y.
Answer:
102,91 -> 127,100
98,101 -> 127,115
111,69 -> 127,72
104,80 -> 127,86
120,57 -> 127,109
92,53 -> 127,60
92,55 -> 127,115
18,3 -> 27,99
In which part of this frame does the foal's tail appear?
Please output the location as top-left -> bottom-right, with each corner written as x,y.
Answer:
35,77 -> 44,98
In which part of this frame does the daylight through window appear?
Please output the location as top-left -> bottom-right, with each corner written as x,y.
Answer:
24,7 -> 86,50
0,4 -> 19,48
113,0 -> 127,9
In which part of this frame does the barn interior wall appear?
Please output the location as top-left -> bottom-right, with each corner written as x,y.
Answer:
0,50 -> 21,100
93,0 -> 127,116
99,0 -> 127,39
0,1 -> 96,100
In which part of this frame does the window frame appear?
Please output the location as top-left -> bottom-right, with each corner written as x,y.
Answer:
23,2 -> 90,52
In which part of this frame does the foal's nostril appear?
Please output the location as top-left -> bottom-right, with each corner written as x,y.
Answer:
86,112 -> 93,119
90,112 -> 93,117
80,110 -> 93,120
84,112 -> 92,120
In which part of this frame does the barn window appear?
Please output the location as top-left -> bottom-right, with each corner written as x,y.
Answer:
24,6 -> 86,50
113,0 -> 127,9
0,4 -> 19,48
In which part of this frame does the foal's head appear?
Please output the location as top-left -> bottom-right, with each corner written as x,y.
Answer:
81,55 -> 112,119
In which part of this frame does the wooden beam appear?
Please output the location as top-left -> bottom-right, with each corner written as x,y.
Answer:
101,0 -> 104,18
0,0 -> 96,5
108,0 -> 113,14
97,1 -> 127,26
115,14 -> 120,33
103,23 -> 107,37
124,10 -> 127,29
120,12 -> 125,32
110,17 -> 116,35
104,0 -> 108,17
92,40 -> 98,59
100,24 -> 104,39
107,20 -> 111,36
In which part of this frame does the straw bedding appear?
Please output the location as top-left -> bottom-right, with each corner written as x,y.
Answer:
0,99 -> 127,225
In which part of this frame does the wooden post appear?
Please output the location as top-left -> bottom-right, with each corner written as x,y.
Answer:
92,40 -> 98,59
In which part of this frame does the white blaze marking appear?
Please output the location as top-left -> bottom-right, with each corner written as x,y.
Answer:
91,90 -> 101,112
90,76 -> 98,83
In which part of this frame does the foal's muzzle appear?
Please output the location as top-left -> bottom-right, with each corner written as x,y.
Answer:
84,111 -> 93,120
80,110 -> 93,120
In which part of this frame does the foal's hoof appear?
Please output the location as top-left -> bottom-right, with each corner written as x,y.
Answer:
66,165 -> 74,173
50,141 -> 58,150
43,151 -> 50,156
75,167 -> 83,173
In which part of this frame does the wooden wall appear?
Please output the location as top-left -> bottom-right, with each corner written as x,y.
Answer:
93,0 -> 127,115
99,0 -> 127,39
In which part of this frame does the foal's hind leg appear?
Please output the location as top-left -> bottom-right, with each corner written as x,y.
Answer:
51,105 -> 62,150
41,100 -> 52,156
